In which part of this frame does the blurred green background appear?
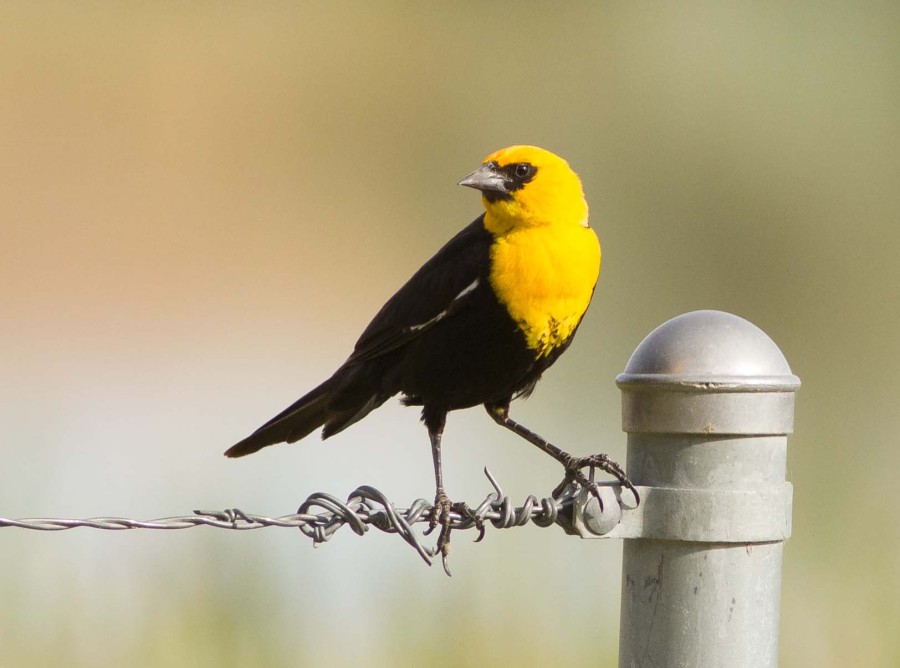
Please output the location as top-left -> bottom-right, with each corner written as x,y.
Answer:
1,2 -> 898,666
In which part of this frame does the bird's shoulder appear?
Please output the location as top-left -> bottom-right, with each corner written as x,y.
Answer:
346,215 -> 494,365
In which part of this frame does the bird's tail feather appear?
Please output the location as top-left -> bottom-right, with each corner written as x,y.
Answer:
224,368 -> 389,458
224,379 -> 336,458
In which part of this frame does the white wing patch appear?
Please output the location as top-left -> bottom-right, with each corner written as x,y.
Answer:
408,279 -> 480,333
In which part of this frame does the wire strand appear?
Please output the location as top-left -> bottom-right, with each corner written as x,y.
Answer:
0,468 -> 579,571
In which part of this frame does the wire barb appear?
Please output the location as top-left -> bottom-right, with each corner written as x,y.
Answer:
0,468 -> 597,571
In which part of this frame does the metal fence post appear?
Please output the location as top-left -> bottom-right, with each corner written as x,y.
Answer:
614,310 -> 799,667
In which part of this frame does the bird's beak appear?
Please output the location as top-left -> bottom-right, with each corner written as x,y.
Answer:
458,162 -> 509,194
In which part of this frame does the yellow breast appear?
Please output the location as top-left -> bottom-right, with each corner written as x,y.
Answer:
488,223 -> 601,358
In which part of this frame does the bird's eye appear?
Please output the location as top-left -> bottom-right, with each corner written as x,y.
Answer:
514,163 -> 532,179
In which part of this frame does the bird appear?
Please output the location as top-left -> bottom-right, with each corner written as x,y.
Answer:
226,145 -> 634,564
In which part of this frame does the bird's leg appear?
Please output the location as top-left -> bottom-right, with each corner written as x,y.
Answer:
485,403 -> 639,506
428,425 -> 453,536
422,408 -> 455,573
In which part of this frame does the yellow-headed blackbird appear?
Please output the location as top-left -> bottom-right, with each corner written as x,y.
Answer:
227,145 -> 632,558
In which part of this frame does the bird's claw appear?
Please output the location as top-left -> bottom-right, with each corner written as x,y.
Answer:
454,501 -> 486,543
552,453 -> 640,509
424,494 -> 483,575
426,492 -> 454,576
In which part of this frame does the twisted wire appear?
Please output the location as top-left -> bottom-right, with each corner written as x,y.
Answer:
0,468 -> 577,570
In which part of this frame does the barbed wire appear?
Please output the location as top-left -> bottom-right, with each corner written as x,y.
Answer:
0,468 -> 581,575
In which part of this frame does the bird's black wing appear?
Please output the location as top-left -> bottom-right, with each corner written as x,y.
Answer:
344,215 -> 493,366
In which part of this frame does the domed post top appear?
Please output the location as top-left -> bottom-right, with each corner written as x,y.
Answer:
616,310 -> 800,435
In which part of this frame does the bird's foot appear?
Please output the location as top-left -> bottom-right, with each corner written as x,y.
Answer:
424,493 -> 482,575
552,453 -> 640,509
425,491 -> 455,575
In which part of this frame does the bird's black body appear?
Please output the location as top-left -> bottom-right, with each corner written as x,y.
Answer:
226,216 -> 569,457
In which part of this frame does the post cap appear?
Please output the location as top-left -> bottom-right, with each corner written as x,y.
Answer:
616,311 -> 800,435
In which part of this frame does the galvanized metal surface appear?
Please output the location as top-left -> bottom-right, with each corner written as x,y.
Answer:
621,539 -> 784,668
614,310 -> 798,668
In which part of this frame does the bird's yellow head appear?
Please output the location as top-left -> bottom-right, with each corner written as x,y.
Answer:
458,145 -> 589,235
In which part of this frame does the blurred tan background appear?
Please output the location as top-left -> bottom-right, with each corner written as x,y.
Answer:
1,2 -> 898,666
